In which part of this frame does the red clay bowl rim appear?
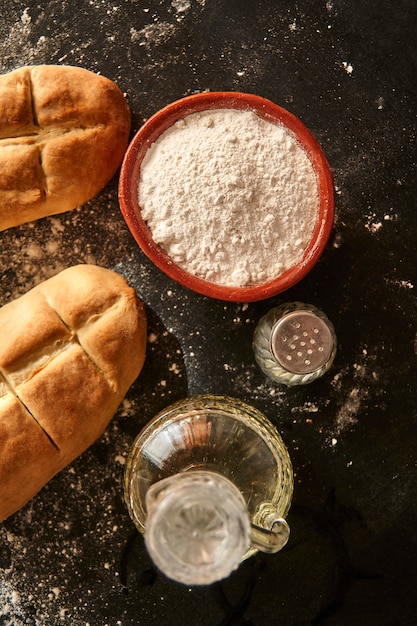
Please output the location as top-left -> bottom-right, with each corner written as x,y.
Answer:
118,91 -> 334,302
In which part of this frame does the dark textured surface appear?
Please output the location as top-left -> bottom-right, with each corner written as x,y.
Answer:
1,1 -> 416,624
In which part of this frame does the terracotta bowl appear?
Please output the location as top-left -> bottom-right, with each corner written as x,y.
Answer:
118,92 -> 334,302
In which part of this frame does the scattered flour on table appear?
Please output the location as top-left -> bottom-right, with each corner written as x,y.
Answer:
342,61 -> 354,75
130,22 -> 177,48
327,348 -> 380,445
139,108 -> 319,287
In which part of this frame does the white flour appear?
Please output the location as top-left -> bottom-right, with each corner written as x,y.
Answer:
139,108 -> 319,287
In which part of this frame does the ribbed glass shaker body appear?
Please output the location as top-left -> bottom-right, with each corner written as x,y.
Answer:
253,302 -> 337,386
124,394 -> 294,585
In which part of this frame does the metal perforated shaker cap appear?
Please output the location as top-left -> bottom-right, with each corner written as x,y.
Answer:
269,310 -> 334,375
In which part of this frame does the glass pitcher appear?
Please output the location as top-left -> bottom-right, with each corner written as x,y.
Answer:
124,394 -> 294,585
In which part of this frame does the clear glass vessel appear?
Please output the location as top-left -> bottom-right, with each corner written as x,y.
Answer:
253,302 -> 337,386
124,394 -> 294,585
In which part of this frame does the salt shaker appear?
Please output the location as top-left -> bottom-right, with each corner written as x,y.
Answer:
253,302 -> 337,386
124,394 -> 293,585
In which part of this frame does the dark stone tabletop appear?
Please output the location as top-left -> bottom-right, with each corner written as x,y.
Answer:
0,1 -> 416,624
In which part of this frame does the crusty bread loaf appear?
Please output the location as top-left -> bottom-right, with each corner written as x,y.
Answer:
0,65 -> 131,231
0,264 -> 147,521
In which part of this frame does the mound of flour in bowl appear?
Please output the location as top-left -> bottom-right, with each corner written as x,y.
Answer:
139,108 -> 319,287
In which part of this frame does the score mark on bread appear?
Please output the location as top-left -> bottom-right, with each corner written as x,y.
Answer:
0,65 -> 131,231
0,264 -> 147,521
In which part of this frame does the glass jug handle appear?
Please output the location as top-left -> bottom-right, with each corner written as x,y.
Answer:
250,517 -> 290,554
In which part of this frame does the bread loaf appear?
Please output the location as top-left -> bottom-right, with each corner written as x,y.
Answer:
0,264 -> 147,521
0,65 -> 131,231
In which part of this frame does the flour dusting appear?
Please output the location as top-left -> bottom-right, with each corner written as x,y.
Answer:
130,22 -> 177,48
139,108 -> 319,287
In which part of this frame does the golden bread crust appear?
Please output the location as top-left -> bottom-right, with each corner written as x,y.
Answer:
0,264 -> 147,521
0,65 -> 131,231
0,392 -> 63,521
